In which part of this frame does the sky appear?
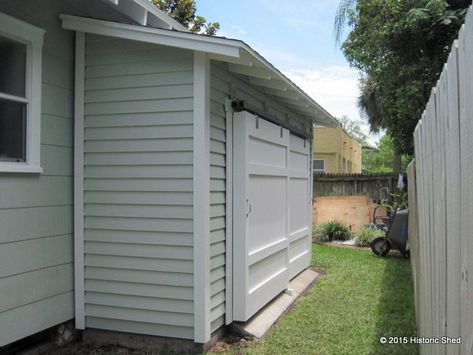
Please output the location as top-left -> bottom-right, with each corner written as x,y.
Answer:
196,0 -> 379,144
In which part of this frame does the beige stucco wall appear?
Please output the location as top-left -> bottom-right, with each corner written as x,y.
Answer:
313,126 -> 362,173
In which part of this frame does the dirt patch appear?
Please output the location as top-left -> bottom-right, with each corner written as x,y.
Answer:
45,343 -> 184,355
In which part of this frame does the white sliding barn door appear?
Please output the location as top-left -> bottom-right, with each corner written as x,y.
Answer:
232,111 -> 311,322
288,133 -> 312,279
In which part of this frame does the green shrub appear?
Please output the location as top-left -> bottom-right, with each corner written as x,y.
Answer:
355,227 -> 385,247
313,220 -> 352,243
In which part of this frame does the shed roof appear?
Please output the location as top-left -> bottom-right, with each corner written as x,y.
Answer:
64,1 -> 339,128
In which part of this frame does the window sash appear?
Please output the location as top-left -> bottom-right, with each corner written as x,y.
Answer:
0,92 -> 29,104
313,159 -> 325,170
0,11 -> 44,173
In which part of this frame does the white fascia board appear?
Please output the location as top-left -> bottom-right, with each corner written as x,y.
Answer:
60,14 -> 335,125
60,15 -> 240,58
264,88 -> 301,100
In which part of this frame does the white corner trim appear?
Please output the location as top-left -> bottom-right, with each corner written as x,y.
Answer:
193,51 -> 211,344
74,31 -> 86,330
60,14 -> 240,58
224,98 -> 234,325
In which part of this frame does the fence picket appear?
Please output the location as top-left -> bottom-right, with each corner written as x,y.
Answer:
410,7 -> 473,354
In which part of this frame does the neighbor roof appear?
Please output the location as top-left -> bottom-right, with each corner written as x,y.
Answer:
65,1 -> 339,127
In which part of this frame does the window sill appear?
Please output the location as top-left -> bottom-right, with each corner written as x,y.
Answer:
0,163 -> 43,173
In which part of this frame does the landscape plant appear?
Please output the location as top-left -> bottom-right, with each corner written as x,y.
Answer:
313,220 -> 352,243
355,226 -> 385,247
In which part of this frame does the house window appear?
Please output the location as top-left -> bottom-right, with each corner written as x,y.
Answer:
313,159 -> 325,173
0,12 -> 44,173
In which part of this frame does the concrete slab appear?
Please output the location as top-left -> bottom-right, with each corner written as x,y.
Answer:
233,268 -> 321,339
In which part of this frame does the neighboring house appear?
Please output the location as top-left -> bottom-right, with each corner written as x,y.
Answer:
0,0 -> 338,349
312,125 -> 362,174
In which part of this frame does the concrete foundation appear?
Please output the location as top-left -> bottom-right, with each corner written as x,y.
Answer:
232,268 -> 321,339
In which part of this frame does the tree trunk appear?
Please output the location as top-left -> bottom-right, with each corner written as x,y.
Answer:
393,150 -> 402,176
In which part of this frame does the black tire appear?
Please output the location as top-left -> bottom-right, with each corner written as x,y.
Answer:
371,237 -> 391,257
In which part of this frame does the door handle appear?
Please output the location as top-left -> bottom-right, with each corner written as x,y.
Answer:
246,199 -> 252,217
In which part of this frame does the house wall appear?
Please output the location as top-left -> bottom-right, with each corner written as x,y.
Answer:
82,34 -> 195,339
313,153 -> 337,173
0,0 -> 130,346
313,126 -> 362,174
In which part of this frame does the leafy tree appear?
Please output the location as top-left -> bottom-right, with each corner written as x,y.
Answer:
335,0 -> 469,156
152,0 -> 220,35
336,115 -> 368,145
363,135 -> 412,174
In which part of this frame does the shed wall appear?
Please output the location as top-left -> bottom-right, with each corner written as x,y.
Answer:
208,61 -> 314,332
0,0 -> 130,346
82,34 -> 195,339
209,67 -> 227,332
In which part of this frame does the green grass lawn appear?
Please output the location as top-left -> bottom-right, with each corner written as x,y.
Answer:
215,244 -> 418,355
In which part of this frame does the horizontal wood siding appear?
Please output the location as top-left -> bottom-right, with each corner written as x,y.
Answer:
0,1 -> 76,346
209,67 -> 227,332
83,34 -> 195,339
0,0 -> 160,346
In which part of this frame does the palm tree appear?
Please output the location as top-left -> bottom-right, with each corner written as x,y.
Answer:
358,75 -> 402,175
358,75 -> 383,133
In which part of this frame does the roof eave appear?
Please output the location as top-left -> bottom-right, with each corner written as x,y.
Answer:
100,0 -> 189,31
60,14 -> 338,127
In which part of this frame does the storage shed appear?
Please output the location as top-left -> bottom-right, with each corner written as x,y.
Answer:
0,0 -> 338,348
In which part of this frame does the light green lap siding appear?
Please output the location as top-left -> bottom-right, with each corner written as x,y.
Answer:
83,34 -> 194,339
209,67 -> 228,332
0,1 -> 75,346
0,0 -> 170,346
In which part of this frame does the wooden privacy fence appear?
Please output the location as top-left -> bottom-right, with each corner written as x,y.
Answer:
313,173 -> 396,200
410,8 -> 473,354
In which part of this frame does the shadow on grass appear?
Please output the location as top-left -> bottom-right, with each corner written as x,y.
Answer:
370,253 -> 418,355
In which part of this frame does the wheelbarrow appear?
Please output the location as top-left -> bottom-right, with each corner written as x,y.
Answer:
370,208 -> 409,257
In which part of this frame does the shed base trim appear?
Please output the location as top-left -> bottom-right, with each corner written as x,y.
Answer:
231,268 -> 321,339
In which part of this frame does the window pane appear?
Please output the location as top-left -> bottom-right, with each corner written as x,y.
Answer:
313,160 -> 324,170
0,99 -> 26,162
0,36 -> 26,97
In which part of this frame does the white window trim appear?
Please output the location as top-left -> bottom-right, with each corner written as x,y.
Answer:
313,159 -> 325,173
0,12 -> 45,173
